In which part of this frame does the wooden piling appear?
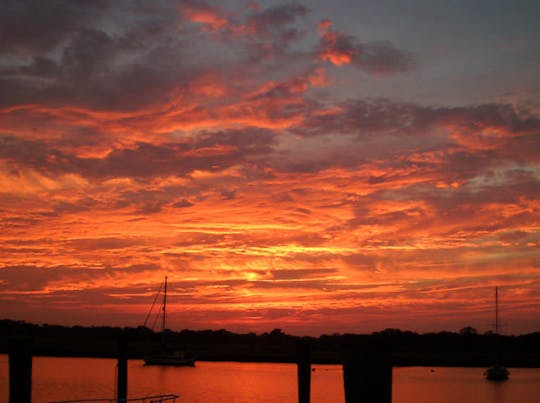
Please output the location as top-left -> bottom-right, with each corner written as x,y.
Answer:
117,334 -> 128,403
9,337 -> 32,403
296,338 -> 311,403
342,338 -> 392,403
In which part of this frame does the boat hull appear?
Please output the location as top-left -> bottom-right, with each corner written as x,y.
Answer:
485,364 -> 509,381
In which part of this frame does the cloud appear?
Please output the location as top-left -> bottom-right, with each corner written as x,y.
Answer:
0,263 -> 160,292
61,28 -> 117,80
246,3 -> 309,37
1,1 -> 539,335
178,1 -> 310,62
0,127 -> 277,179
316,20 -> 415,74
173,199 -> 195,208
295,98 -> 540,142
0,0 -> 107,54
180,0 -> 229,31
269,267 -> 337,280
0,2 -> 205,111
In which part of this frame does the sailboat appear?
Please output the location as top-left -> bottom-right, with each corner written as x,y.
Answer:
143,276 -> 196,366
484,286 -> 509,381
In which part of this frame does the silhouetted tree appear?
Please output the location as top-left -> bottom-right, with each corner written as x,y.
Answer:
459,326 -> 478,336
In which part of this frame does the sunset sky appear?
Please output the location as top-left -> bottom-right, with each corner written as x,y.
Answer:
1,0 -> 539,336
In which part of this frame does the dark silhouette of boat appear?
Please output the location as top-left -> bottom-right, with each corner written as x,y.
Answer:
144,349 -> 195,366
485,363 -> 509,381
143,276 -> 195,366
484,286 -> 509,381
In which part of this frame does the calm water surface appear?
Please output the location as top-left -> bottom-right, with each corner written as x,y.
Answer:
1,355 -> 539,402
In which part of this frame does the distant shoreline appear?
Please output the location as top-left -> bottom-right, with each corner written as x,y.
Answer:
2,319 -> 539,368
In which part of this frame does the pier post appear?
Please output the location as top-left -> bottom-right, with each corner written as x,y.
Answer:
296,338 -> 311,403
117,334 -> 128,403
9,337 -> 32,403
342,337 -> 392,403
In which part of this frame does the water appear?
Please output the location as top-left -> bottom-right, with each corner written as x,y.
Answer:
1,355 -> 540,402
393,367 -> 540,403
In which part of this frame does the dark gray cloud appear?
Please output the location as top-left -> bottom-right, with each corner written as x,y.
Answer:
0,1 -> 414,113
283,98 -> 540,176
0,0 -> 107,54
296,98 -> 540,138
0,127 -> 277,179
0,263 -> 160,292
269,267 -> 337,280
65,237 -> 147,251
0,1 -> 210,110
246,3 -> 309,36
173,199 -> 195,208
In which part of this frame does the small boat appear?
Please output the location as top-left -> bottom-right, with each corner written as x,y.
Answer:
485,363 -> 509,381
484,286 -> 509,381
143,276 -> 195,366
144,349 -> 195,367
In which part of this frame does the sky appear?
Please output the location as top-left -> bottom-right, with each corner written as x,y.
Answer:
1,0 -> 539,336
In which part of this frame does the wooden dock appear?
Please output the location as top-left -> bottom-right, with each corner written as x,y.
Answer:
8,336 -> 393,403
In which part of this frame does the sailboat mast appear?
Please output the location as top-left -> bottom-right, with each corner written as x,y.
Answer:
162,276 -> 167,334
495,286 -> 499,335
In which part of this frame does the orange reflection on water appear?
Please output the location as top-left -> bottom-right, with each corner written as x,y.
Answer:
2,356 -> 540,403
